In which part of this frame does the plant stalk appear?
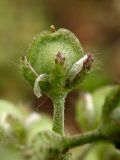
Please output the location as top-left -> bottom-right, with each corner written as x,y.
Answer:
52,94 -> 66,135
63,130 -> 105,150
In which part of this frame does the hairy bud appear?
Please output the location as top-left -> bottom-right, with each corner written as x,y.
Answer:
20,27 -> 93,98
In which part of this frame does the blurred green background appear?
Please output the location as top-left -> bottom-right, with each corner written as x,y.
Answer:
0,0 -> 120,132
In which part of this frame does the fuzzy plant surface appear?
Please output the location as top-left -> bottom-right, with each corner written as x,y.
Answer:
19,26 -> 120,160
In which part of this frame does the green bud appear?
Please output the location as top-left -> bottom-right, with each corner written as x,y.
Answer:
98,86 -> 120,149
76,86 -> 113,131
20,26 -> 93,98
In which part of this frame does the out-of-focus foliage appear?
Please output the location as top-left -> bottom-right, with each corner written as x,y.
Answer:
74,86 -> 120,160
72,142 -> 120,160
76,86 -> 113,131
0,100 -> 52,160
0,0 -> 50,101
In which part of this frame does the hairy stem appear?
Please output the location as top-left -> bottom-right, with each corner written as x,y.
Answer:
63,130 -> 105,150
52,94 -> 66,135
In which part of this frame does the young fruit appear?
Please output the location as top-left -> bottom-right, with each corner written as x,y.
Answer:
20,26 -> 93,99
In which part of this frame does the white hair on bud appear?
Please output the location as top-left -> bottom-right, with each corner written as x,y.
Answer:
24,56 -> 38,76
34,74 -> 47,98
69,54 -> 88,81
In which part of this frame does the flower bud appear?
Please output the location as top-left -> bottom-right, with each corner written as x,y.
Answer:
98,86 -> 120,149
20,26 -> 93,98
76,86 -> 113,131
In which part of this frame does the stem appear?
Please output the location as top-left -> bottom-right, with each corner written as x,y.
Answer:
63,130 -> 105,150
52,94 -> 66,135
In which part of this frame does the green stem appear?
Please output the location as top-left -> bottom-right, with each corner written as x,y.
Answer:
52,94 -> 66,135
63,130 -> 105,150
